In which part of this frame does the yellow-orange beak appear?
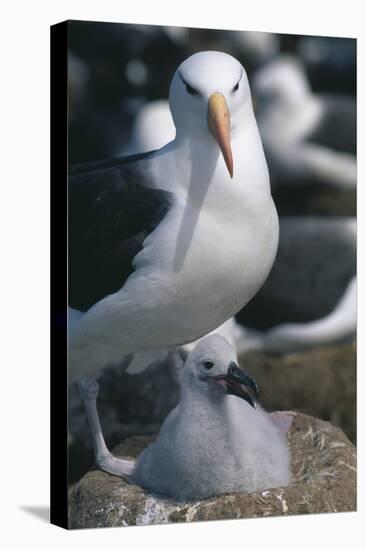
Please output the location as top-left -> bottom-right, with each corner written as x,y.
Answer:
207,92 -> 233,179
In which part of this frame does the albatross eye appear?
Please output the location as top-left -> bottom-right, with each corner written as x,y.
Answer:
232,81 -> 240,93
179,74 -> 199,96
203,360 -> 214,370
185,82 -> 199,96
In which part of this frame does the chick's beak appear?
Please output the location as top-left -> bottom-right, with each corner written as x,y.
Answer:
225,362 -> 259,408
207,92 -> 233,179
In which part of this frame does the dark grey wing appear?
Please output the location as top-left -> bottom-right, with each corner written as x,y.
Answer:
69,152 -> 172,312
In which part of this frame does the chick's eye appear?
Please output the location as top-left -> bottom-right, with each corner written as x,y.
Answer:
185,82 -> 199,96
203,360 -> 214,370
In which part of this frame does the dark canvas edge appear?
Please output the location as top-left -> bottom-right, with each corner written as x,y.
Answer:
50,20 -> 69,530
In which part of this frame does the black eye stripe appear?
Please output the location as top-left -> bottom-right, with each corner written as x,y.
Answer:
186,83 -> 198,95
178,70 -> 243,95
179,73 -> 199,96
232,69 -> 244,93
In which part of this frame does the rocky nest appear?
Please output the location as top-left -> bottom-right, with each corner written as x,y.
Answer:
68,412 -> 356,529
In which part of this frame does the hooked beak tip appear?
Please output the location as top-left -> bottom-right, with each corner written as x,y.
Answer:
225,363 -> 259,408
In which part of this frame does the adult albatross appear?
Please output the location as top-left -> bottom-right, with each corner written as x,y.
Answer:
69,51 -> 278,380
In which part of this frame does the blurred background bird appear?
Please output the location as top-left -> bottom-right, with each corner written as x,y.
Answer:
66,21 -> 356,486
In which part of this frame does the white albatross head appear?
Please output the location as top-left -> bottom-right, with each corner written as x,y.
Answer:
169,51 -> 253,179
182,334 -> 259,408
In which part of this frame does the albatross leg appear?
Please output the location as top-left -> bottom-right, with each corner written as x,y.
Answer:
78,377 -> 135,479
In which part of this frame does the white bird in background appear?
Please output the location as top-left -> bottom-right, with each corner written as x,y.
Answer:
69,51 -> 278,381
79,335 -> 291,500
255,275 -> 356,354
121,100 -> 175,156
252,55 -> 356,191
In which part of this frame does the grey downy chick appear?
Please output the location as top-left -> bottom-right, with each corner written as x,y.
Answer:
79,334 -> 291,501
132,334 -> 290,500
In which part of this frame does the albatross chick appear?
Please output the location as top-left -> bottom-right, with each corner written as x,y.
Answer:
79,335 -> 291,500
